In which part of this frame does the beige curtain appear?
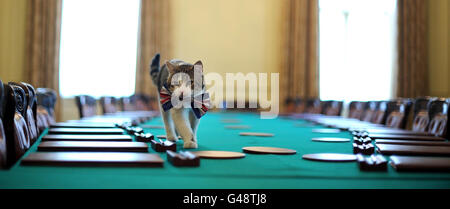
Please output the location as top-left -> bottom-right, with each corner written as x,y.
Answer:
135,0 -> 172,97
25,0 -> 62,120
25,0 -> 62,90
280,0 -> 319,112
397,0 -> 428,98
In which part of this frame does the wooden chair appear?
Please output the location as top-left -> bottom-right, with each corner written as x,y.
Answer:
36,88 -> 57,132
411,97 -> 434,132
133,93 -> 154,111
100,96 -> 118,114
284,97 -> 296,113
25,83 -> 39,129
75,95 -> 97,118
120,96 -> 135,111
361,101 -> 378,122
305,98 -> 322,114
322,100 -> 343,116
320,100 -> 331,115
427,98 -> 449,137
0,80 -> 7,168
3,83 -> 31,167
36,88 -> 57,117
371,101 -> 387,124
293,98 -> 305,113
385,99 -> 412,129
348,101 -> 365,119
9,82 -> 39,145
284,97 -> 305,114
120,94 -> 158,112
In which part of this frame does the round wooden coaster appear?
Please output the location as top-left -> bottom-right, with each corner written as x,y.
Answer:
240,132 -> 274,137
312,129 -> 342,134
311,137 -> 350,142
242,146 -> 296,155
191,151 -> 246,159
302,153 -> 357,162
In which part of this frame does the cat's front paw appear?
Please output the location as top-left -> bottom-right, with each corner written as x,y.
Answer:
183,141 -> 198,149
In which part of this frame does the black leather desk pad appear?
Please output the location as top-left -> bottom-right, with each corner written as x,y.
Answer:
364,129 -> 434,136
369,134 -> 445,141
38,141 -> 148,152
376,139 -> 450,146
390,155 -> 450,172
21,152 -> 163,167
51,122 -> 117,128
42,134 -> 132,142
376,144 -> 450,156
48,128 -> 125,135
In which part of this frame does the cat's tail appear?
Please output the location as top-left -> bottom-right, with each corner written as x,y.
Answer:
149,53 -> 161,85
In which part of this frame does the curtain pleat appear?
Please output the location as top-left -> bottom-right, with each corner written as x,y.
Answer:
135,0 -> 172,97
26,0 -> 62,90
280,0 -> 319,112
25,0 -> 62,120
397,0 -> 428,98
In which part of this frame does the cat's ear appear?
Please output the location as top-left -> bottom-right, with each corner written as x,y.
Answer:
166,61 -> 176,74
193,60 -> 203,72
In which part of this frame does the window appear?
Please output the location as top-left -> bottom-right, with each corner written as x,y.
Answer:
59,0 -> 141,98
319,0 -> 397,102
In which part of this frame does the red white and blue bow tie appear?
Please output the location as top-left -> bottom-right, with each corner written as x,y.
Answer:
160,84 -> 211,119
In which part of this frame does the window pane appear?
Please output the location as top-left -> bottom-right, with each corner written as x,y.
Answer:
59,0 -> 141,98
319,0 -> 397,102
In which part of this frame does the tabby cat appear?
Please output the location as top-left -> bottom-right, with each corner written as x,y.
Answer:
149,53 -> 209,149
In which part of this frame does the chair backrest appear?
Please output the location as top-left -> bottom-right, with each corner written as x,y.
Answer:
348,101 -> 364,119
284,97 -> 296,113
3,83 -> 31,167
322,101 -> 343,116
75,95 -> 97,118
293,98 -> 305,113
36,88 -> 57,117
285,97 -> 303,113
372,101 -> 387,124
305,98 -> 322,114
427,99 -> 448,136
25,83 -> 39,127
121,93 -> 157,111
36,106 -> 50,133
100,96 -> 117,114
411,97 -> 433,132
320,101 -> 331,115
120,97 -> 135,111
361,101 -> 378,122
9,82 -> 38,144
0,80 -> 7,168
385,100 -> 410,129
36,88 -> 57,132
133,94 -> 152,111
413,97 -> 433,118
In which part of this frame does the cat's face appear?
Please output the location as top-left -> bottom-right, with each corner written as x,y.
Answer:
166,60 -> 204,108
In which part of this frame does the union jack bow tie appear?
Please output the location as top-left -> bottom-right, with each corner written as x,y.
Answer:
159,84 -> 211,119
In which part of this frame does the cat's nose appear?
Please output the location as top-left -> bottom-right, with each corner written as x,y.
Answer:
179,92 -> 184,101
